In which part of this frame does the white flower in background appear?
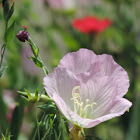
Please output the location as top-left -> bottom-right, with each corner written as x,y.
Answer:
47,0 -> 76,11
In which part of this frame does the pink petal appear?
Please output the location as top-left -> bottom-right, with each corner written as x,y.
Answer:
80,76 -> 118,119
51,92 -> 131,128
84,98 -> 132,128
44,67 -> 80,109
58,49 -> 97,75
98,54 -> 129,97
76,61 -> 100,83
49,91 -> 100,128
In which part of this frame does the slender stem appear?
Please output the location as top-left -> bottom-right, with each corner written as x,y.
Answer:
34,104 -> 40,140
0,44 -> 6,69
38,54 -> 47,76
0,21 -> 8,69
32,128 -> 38,140
43,67 -> 47,76
42,115 -> 56,140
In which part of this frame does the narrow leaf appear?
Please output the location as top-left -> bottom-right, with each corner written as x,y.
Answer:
20,96 -> 29,104
5,20 -> 15,42
38,103 -> 57,114
3,0 -> 9,21
17,91 -> 28,97
35,83 -> 43,99
0,91 -> 8,132
7,2 -> 14,21
10,101 -> 24,140
30,56 -> 43,68
24,88 -> 32,99
28,38 -> 39,57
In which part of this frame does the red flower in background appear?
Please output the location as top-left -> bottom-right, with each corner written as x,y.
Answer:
72,16 -> 111,34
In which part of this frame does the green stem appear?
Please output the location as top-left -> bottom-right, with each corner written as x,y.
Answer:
0,21 -> 8,69
38,55 -> 47,76
34,104 -> 40,140
18,91 -> 53,103
0,44 -> 6,69
42,115 -> 56,140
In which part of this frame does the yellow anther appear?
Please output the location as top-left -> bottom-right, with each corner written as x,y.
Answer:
85,99 -> 90,105
72,86 -> 81,94
91,102 -> 97,107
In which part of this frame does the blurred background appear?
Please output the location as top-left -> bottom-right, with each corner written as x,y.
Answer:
0,0 -> 140,139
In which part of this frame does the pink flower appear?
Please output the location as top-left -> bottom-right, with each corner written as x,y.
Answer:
43,49 -> 132,128
72,16 -> 111,34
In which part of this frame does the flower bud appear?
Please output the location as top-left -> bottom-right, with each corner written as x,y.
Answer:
16,30 -> 29,42
16,26 -> 29,42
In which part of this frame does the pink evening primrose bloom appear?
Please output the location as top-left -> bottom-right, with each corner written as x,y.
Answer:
43,49 -> 132,128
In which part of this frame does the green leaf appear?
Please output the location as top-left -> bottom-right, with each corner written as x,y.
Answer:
24,88 -> 32,99
10,101 -> 24,140
3,0 -> 9,22
38,103 -> 57,114
30,56 -> 43,68
1,134 -> 5,140
17,91 -> 28,97
1,129 -> 11,140
5,20 -> 15,42
0,65 -> 8,77
0,91 -> 8,133
28,38 -> 39,57
7,2 -> 14,22
20,95 -> 29,103
35,83 -> 43,99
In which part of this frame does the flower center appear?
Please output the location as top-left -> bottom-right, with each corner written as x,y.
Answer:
71,86 -> 97,118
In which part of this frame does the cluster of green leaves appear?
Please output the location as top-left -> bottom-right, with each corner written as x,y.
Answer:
18,83 -> 69,140
15,53 -> 70,140
1,129 -> 11,140
31,105 -> 69,140
26,37 -> 49,75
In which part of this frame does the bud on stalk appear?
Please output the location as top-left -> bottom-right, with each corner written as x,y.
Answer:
16,26 -> 29,42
